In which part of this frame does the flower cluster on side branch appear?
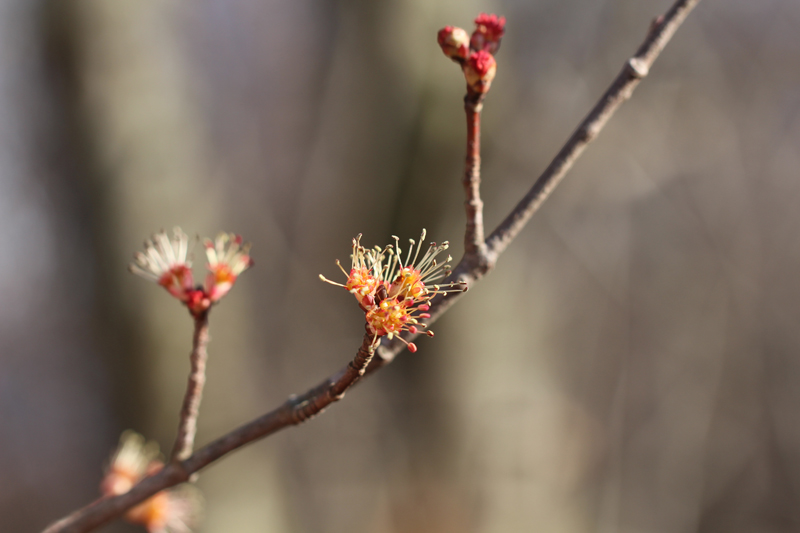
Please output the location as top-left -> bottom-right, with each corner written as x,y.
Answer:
130,228 -> 253,318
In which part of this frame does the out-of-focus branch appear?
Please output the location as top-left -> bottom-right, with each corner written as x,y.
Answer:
41,1 -> 700,531
42,331 -> 378,533
170,313 -> 210,462
463,90 -> 488,262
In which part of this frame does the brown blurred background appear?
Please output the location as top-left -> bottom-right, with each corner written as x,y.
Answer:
2,0 -> 799,531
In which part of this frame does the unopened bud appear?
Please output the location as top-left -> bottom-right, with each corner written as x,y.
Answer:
186,288 -> 211,318
463,50 -> 497,93
437,26 -> 470,62
471,13 -> 506,54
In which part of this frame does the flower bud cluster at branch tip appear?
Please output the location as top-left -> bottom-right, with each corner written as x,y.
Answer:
320,230 -> 467,352
130,228 -> 254,318
437,13 -> 506,94
102,431 -> 201,533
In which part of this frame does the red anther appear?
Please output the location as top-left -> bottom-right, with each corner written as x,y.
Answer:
409,326 -> 418,333
418,304 -> 430,311
407,343 -> 418,353
426,331 -> 435,337
420,313 -> 431,319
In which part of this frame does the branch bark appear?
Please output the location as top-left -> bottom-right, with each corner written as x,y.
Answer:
463,89 -> 488,262
41,1 -> 701,530
171,313 -> 210,462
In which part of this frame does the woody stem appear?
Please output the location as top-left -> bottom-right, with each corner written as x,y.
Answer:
463,89 -> 488,261
170,312 -> 210,462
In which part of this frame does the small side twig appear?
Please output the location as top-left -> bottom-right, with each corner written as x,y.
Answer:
171,313 -> 210,462
463,89 -> 488,262
42,331 -> 378,533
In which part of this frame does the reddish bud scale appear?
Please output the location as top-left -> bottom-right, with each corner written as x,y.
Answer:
437,25 -> 470,62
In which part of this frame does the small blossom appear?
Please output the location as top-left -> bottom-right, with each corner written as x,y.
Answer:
101,430 -> 159,497
102,432 -> 202,533
437,26 -> 470,62
130,228 -> 194,302
126,464 -> 202,533
463,50 -> 497,93
204,233 -> 254,303
131,228 -> 253,317
471,13 -> 506,54
320,230 -> 466,351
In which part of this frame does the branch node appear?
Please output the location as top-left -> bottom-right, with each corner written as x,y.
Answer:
627,57 -> 650,79
649,14 -> 666,34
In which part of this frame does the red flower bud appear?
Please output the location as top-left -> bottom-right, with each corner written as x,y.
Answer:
463,50 -> 497,93
471,13 -> 506,54
186,288 -> 211,318
437,25 -> 470,62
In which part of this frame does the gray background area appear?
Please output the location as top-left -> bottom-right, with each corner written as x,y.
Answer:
2,0 -> 800,532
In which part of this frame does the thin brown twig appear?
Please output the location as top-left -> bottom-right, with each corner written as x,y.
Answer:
171,313 -> 210,462
42,331 -> 378,533
483,0 -> 701,261
41,1 -> 700,531
463,89 -> 488,262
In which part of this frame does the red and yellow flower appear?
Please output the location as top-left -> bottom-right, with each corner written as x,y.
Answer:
130,228 -> 253,317
102,431 -> 202,533
321,230 -> 466,351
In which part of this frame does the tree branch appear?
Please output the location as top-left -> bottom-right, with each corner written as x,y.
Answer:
171,313 -> 210,462
374,0 -> 702,366
483,0 -> 701,261
42,331 -> 378,533
41,1 -> 701,530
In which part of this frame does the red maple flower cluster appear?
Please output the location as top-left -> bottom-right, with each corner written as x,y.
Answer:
321,230 -> 466,352
437,13 -> 506,94
130,228 -> 253,318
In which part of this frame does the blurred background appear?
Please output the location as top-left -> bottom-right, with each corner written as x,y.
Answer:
2,0 -> 799,531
